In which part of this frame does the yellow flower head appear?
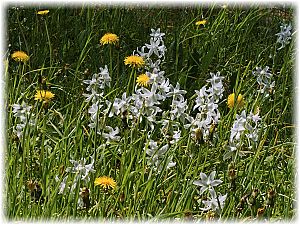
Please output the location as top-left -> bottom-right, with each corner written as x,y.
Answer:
11,51 -> 29,62
227,93 -> 244,109
37,10 -> 49,15
124,55 -> 145,68
100,33 -> 119,45
136,74 -> 150,87
195,20 -> 207,26
94,176 -> 116,189
34,90 -> 55,103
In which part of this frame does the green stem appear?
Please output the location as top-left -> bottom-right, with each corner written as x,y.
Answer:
44,19 -> 53,78
126,68 -> 135,95
109,45 -> 113,82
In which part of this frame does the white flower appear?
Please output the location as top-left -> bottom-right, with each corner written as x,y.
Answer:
200,189 -> 227,213
276,24 -> 292,50
12,102 -> 35,139
147,59 -> 161,70
135,46 -> 148,58
148,69 -> 165,84
206,72 -> 225,102
145,38 -> 161,58
253,66 -> 275,96
145,140 -> 176,171
83,75 -> 98,92
138,84 -> 162,107
102,126 -> 121,143
66,157 -> 95,183
225,110 -> 261,159
248,112 -> 261,125
150,28 -> 165,40
193,171 -> 223,195
193,86 -> 208,111
56,175 -> 69,195
83,65 -> 111,92
88,102 -> 102,121
83,89 -> 103,103
12,102 -> 32,121
108,98 -> 122,117
14,123 -> 25,139
107,93 -> 131,118
166,83 -> 187,99
170,130 -> 181,144
98,65 -> 111,88
230,110 -> 247,142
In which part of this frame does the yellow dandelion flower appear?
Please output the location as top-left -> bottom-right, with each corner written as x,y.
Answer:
136,74 -> 150,87
195,20 -> 207,26
11,51 -> 29,62
37,10 -> 49,15
94,176 -> 116,189
227,93 -> 244,109
100,33 -> 119,45
124,55 -> 145,68
34,90 -> 55,103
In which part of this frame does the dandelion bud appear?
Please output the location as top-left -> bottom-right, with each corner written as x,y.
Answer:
252,188 -> 259,198
228,162 -> 237,180
206,210 -> 216,221
27,180 -> 36,192
84,68 -> 90,77
194,128 -> 204,144
208,123 -> 216,141
267,189 -> 276,199
236,202 -> 244,213
248,188 -> 259,206
184,210 -> 193,221
30,182 -> 43,203
80,187 -> 90,209
266,189 -> 276,207
256,207 -> 265,218
119,192 -> 125,203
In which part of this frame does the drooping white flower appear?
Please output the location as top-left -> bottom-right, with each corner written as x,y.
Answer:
102,126 -> 121,143
66,157 -> 96,183
206,72 -> 225,102
55,175 -> 69,195
145,140 -> 176,171
276,23 -> 292,50
199,189 -> 227,213
170,94 -> 188,121
253,66 -> 275,97
12,102 -> 35,139
225,110 -> 262,160
166,83 -> 187,99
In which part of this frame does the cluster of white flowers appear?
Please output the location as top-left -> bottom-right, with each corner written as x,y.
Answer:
252,66 -> 275,97
224,110 -> 261,160
82,29 -> 227,171
83,65 -> 110,103
83,65 -> 112,130
55,157 -> 95,194
193,171 -> 227,214
185,72 -> 224,142
136,28 -> 167,69
12,102 -> 35,139
276,23 -> 292,50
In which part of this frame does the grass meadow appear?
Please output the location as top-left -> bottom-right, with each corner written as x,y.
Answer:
4,3 -> 296,222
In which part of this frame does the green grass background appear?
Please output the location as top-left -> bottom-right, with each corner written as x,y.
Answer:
5,4 -> 295,221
